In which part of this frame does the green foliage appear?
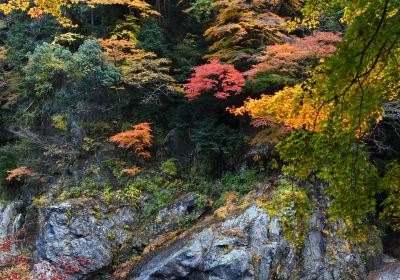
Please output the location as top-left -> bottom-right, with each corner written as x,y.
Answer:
116,183 -> 142,208
137,19 -> 167,57
52,32 -> 85,46
380,163 -> 400,231
245,72 -> 296,95
111,15 -> 141,43
182,177 -> 213,195
218,169 -> 257,195
143,188 -> 174,216
51,114 -> 68,131
74,39 -> 121,88
190,0 -> 214,23
18,39 -> 121,127
3,16 -> 58,70
160,159 -> 178,177
24,43 -> 73,98
191,118 -> 242,169
171,34 -> 207,82
102,183 -> 142,208
277,129 -> 379,237
260,180 -> 312,248
194,193 -> 208,210
177,213 -> 199,229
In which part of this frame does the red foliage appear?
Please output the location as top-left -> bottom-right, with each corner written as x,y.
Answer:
184,60 -> 245,100
0,226 -> 94,280
245,32 -> 341,78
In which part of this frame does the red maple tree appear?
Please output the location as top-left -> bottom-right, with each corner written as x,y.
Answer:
245,32 -> 341,78
184,60 -> 245,100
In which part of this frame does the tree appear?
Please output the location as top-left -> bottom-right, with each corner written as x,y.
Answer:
74,39 -> 121,90
24,43 -> 73,98
24,40 -> 120,106
237,0 -> 400,236
184,60 -> 245,100
0,0 -> 158,26
100,39 -> 177,104
245,32 -> 341,79
109,122 -> 153,159
231,83 -> 328,130
0,0 -> 74,26
202,0 -> 302,62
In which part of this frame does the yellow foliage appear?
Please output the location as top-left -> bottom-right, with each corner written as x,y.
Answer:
204,0 -> 287,61
232,84 -> 328,131
87,0 -> 159,17
0,0 -> 157,27
0,0 -> 76,26
214,191 -> 238,219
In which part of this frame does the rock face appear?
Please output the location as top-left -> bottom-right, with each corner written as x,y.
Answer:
128,205 -> 366,280
35,194 -> 205,279
368,255 -> 400,280
0,201 -> 25,262
134,194 -> 205,250
0,201 -> 24,238
36,199 -> 136,279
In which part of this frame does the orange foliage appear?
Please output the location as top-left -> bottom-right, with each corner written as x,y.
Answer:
100,39 -> 136,66
122,166 -> 141,176
5,167 -> 38,182
246,32 -> 341,78
109,122 -> 153,158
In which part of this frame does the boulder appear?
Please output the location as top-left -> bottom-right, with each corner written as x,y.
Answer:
128,205 -> 366,280
36,199 -> 136,279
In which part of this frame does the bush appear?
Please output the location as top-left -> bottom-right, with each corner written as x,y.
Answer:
219,169 -> 257,195
160,159 -> 178,177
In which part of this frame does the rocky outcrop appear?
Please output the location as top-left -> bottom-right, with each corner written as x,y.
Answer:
35,199 -> 136,279
133,194 -> 205,250
128,205 -> 366,280
0,201 -> 25,262
368,255 -> 400,280
1,192 -> 371,280
0,201 -> 24,238
34,194 -> 206,279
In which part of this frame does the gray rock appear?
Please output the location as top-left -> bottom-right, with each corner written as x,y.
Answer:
134,194 -> 205,249
128,205 -> 366,280
0,201 -> 25,262
36,199 -> 136,279
0,201 -> 24,237
368,262 -> 400,280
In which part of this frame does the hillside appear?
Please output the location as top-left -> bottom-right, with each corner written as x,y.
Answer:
0,0 -> 399,279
